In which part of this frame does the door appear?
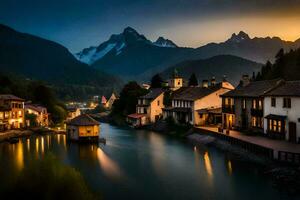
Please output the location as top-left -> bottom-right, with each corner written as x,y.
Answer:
289,122 -> 297,143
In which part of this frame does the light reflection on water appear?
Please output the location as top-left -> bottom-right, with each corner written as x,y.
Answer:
96,147 -> 123,181
0,124 -> 292,200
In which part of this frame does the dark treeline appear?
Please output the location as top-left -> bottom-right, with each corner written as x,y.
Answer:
254,48 -> 300,81
0,73 -> 66,124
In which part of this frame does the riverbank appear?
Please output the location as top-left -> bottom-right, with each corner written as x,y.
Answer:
0,127 -> 57,143
187,133 -> 300,197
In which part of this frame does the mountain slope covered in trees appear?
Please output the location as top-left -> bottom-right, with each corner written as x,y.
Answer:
0,24 -> 122,100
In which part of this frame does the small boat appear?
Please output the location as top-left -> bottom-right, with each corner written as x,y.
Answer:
8,137 -> 19,144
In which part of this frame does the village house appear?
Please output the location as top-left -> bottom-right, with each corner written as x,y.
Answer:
163,78 -> 234,126
66,114 -> 100,142
0,94 -> 25,130
0,105 -> 10,131
127,88 -> 165,127
263,81 -> 300,143
221,77 -> 281,133
66,107 -> 81,121
103,93 -> 118,109
25,103 -> 49,127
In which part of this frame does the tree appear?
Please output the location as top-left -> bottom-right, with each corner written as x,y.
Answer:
188,73 -> 198,86
112,81 -> 148,116
150,74 -> 163,88
25,113 -> 38,127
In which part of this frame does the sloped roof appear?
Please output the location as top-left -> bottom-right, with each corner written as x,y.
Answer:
222,79 -> 281,98
66,114 -> 100,126
25,104 -> 46,113
172,83 -> 223,101
0,94 -> 24,101
127,113 -> 146,119
264,81 -> 300,97
140,88 -> 164,100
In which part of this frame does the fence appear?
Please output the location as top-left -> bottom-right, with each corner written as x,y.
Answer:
194,128 -> 274,159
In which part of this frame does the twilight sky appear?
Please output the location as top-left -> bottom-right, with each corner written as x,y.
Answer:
1,0 -> 300,52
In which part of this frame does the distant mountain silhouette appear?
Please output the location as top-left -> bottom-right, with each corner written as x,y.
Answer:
192,31 -> 300,63
0,24 -> 121,97
161,55 -> 262,86
76,28 -> 300,80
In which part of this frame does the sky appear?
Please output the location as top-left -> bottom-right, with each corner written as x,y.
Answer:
1,0 -> 300,52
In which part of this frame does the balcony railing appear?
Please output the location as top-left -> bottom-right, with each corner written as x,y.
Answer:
251,108 -> 263,117
222,105 -> 235,114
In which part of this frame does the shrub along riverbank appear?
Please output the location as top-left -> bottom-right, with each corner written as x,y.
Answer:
0,153 -> 101,200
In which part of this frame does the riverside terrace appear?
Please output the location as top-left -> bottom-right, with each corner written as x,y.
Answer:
195,126 -> 300,164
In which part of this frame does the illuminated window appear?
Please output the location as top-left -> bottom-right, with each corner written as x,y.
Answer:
252,99 -> 257,109
273,120 -> 277,131
242,99 -> 246,109
258,100 -> 262,109
278,121 -> 282,132
269,119 -> 272,130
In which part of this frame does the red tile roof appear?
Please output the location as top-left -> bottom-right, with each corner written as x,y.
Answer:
127,113 -> 146,119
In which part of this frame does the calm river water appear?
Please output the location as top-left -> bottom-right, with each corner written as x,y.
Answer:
0,123 -> 294,199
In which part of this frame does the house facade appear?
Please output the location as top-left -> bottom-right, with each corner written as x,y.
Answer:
127,88 -> 164,127
163,80 -> 234,126
263,81 -> 300,143
66,114 -> 100,142
66,107 -> 81,121
104,93 -> 118,109
25,104 -> 49,127
221,78 -> 280,133
0,94 -> 25,130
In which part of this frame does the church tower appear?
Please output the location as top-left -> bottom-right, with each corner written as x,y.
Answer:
168,68 -> 183,90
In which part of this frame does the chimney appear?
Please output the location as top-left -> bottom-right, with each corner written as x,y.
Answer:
211,76 -> 216,86
241,74 -> 250,87
202,80 -> 209,88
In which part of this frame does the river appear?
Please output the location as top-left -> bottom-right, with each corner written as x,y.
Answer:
0,123 -> 293,199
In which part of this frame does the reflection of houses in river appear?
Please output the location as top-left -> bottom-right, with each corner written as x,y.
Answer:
66,114 -> 100,142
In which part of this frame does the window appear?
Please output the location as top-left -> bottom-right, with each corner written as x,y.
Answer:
242,99 -> 246,109
271,98 -> 276,107
251,117 -> 262,128
278,121 -> 282,132
252,99 -> 257,109
268,119 -> 283,133
157,100 -> 160,106
258,100 -> 262,109
283,98 -> 291,108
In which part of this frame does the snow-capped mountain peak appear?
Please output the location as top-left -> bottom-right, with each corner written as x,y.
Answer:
153,37 -> 177,48
227,31 -> 250,43
74,27 -> 176,65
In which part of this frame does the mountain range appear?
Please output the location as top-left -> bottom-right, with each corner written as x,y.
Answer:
0,24 -> 122,99
75,27 -> 300,81
161,55 -> 262,86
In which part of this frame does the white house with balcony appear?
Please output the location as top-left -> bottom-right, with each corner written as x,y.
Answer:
263,80 -> 300,143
